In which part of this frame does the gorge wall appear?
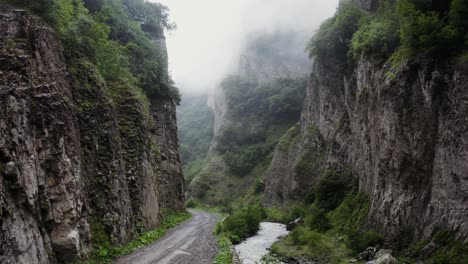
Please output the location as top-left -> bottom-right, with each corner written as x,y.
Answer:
188,31 -> 311,205
0,5 -> 184,264
263,0 -> 468,246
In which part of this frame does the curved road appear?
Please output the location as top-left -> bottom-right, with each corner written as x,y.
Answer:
114,210 -> 219,264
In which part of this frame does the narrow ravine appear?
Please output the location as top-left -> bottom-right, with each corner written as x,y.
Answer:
235,222 -> 290,264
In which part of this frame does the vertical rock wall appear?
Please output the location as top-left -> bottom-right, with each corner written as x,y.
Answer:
263,54 -> 468,244
151,98 -> 185,211
0,7 -> 90,263
0,5 -> 185,263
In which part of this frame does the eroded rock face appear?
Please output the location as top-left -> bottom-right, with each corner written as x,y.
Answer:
0,6 -> 90,263
0,5 -> 185,263
151,98 -> 185,212
71,59 -> 136,245
264,54 -> 468,244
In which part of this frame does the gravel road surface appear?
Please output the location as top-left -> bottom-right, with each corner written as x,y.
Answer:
114,209 -> 219,264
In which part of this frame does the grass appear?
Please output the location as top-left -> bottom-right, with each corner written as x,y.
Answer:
399,230 -> 468,264
79,210 -> 191,264
267,190 -> 383,263
213,234 -> 233,264
271,227 -> 350,264
277,125 -> 299,151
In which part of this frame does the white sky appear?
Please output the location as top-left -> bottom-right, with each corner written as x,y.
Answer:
154,0 -> 340,93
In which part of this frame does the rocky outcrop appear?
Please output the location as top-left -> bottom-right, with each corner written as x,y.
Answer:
207,88 -> 226,137
264,52 -> 468,244
150,98 -> 185,212
0,5 -> 185,263
0,7 -> 90,263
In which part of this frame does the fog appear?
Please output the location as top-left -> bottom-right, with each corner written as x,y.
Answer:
155,0 -> 340,93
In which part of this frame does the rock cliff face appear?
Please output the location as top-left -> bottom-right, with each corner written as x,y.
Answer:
0,7 -> 91,263
0,6 -> 184,263
206,88 -> 226,138
264,53 -> 468,245
188,31 -> 310,204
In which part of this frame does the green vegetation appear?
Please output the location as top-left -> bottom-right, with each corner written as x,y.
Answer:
4,0 -> 180,103
81,211 -> 191,264
272,226 -> 350,264
350,0 -> 468,62
400,230 -> 468,264
266,167 -> 383,263
310,0 -> 468,65
218,76 -> 307,176
183,159 -> 208,185
278,125 -> 299,151
315,170 -> 354,211
216,204 -> 266,244
3,0 -> 188,261
265,203 -> 308,224
213,234 -> 234,264
177,93 -> 214,183
307,1 -> 364,61
294,125 -> 325,183
349,1 -> 400,61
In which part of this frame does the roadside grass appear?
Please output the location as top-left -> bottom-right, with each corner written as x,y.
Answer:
185,200 -> 233,264
213,233 -> 233,264
78,211 -> 191,264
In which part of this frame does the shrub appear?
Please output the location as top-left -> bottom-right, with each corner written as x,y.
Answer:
3,0 -> 56,21
223,143 -> 273,176
306,208 -> 331,232
274,226 -> 350,263
400,229 -> 468,263
5,0 -> 181,103
222,205 -> 265,244
350,1 -> 400,61
185,199 -> 201,208
315,170 -> 354,211
265,203 -> 308,224
350,0 -> 468,62
307,1 -> 364,61
398,0 -> 458,55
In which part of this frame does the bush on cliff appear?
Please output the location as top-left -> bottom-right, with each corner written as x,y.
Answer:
4,0 -> 180,103
307,1 -> 363,61
349,0 -> 468,63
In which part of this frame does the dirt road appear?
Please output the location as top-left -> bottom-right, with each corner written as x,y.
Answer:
114,210 -> 219,264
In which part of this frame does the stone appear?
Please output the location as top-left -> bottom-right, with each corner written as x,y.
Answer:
357,247 -> 377,261
374,253 -> 399,264
375,249 -> 393,259
4,161 -> 16,176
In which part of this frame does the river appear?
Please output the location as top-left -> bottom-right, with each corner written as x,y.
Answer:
235,222 -> 290,264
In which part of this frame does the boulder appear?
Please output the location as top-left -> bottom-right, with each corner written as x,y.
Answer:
375,249 -> 393,259
375,253 -> 399,264
357,247 -> 377,261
